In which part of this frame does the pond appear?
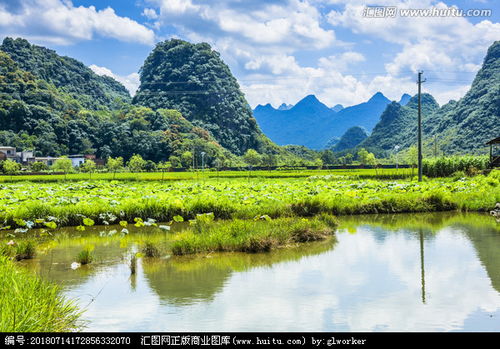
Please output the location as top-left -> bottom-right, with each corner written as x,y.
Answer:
18,212 -> 500,332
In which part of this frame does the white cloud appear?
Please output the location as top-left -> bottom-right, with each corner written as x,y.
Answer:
0,0 -> 155,45
142,8 -> 159,20
140,0 -> 497,108
326,1 -> 500,78
89,64 -> 140,95
152,0 -> 335,49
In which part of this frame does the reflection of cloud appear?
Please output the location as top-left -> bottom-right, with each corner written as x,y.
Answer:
62,224 -> 500,332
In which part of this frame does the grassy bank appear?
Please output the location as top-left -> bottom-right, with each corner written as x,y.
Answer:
0,256 -> 81,332
171,215 -> 338,255
0,171 -> 498,230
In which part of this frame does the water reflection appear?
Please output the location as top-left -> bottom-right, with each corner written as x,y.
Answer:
15,213 -> 500,331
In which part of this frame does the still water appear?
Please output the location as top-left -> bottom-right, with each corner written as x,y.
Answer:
21,213 -> 500,332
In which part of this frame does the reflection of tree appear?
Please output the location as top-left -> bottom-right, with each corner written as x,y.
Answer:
460,224 -> 500,294
142,239 -> 336,306
339,212 -> 500,295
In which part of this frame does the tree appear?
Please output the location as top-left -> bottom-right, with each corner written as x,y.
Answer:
2,159 -> 21,175
345,153 -> 353,165
168,155 -> 181,168
52,157 -> 73,173
313,158 -> 323,169
213,157 -> 225,171
31,161 -> 49,172
127,154 -> 146,172
261,154 -> 277,169
144,160 -> 157,172
107,157 -> 124,172
320,150 -> 335,165
181,151 -> 193,169
357,148 -> 376,166
406,145 -> 418,166
243,149 -> 261,167
80,159 -> 96,173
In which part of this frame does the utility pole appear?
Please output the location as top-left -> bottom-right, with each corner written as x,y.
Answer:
417,71 -> 426,182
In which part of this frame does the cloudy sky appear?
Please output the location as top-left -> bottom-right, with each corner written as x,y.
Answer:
0,0 -> 499,108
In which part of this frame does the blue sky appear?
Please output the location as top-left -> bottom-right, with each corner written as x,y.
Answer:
0,0 -> 498,107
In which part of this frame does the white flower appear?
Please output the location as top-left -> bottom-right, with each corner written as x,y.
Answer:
71,262 -> 81,270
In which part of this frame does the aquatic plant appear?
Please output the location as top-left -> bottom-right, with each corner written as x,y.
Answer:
76,246 -> 94,265
171,215 -> 337,255
0,256 -> 81,331
141,241 -> 161,258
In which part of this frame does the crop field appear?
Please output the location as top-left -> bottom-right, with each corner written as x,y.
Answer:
0,168 -> 418,183
1,170 -> 498,231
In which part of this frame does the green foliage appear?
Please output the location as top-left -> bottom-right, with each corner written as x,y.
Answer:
0,256 -> 81,331
127,154 -> 146,172
2,159 -> 20,175
141,241 -> 161,258
243,149 -> 261,167
0,39 -> 239,165
76,246 -> 94,265
80,160 -> 96,173
1,37 -> 130,110
357,148 -> 376,166
0,173 -> 497,230
30,161 -> 48,172
171,216 -> 336,255
423,155 -> 490,177
106,157 -> 123,172
52,157 -> 73,173
133,39 -> 263,155
332,126 -> 368,152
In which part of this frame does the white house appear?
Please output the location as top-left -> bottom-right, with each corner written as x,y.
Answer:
68,154 -> 85,167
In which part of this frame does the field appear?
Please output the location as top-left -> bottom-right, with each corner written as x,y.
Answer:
0,168 -> 418,183
1,168 -> 499,332
1,169 -> 498,230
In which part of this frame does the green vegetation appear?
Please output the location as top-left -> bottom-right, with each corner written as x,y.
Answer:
0,170 -> 498,230
141,241 -> 162,258
332,126 -> 368,152
359,41 -> 499,156
133,39 -> 262,155
423,155 -> 490,177
76,246 -> 94,265
171,215 -> 337,255
0,256 -> 81,331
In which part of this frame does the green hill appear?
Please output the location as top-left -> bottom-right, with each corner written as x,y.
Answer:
0,40 -> 233,164
331,126 -> 368,152
1,38 -> 131,110
359,41 -> 500,157
133,39 -> 263,155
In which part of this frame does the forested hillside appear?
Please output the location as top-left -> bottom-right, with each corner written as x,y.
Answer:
0,39 -> 235,164
359,40 -> 499,156
359,93 -> 439,154
332,126 -> 368,152
1,38 -> 131,110
133,39 -> 263,155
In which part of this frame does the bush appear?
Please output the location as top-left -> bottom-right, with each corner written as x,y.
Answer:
423,156 -> 489,177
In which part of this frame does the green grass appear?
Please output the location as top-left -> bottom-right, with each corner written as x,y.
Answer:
76,247 -> 94,265
141,241 -> 162,258
0,256 -> 81,332
171,215 -> 338,255
0,168 -> 418,183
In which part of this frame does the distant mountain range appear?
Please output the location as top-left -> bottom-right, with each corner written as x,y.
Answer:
253,92 -> 407,149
